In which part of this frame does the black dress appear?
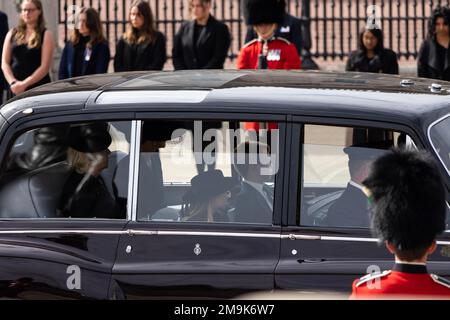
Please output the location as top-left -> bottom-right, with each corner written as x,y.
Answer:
114,32 -> 167,72
10,28 -> 51,91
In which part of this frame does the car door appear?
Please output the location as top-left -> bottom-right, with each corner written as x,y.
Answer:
110,114 -> 285,299
0,116 -> 133,299
275,120 -> 450,293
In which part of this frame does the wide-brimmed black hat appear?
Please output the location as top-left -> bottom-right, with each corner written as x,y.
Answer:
242,0 -> 285,25
183,170 -> 236,203
68,123 -> 112,153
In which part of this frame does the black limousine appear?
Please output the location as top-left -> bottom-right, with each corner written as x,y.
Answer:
0,70 -> 448,299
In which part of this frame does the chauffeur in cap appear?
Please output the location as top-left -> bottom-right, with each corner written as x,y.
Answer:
236,0 -> 301,70
350,148 -> 450,298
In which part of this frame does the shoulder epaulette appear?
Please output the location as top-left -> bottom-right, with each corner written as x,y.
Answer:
430,274 -> 450,289
242,39 -> 258,48
355,270 -> 391,288
275,37 -> 292,45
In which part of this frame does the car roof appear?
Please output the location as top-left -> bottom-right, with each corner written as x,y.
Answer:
1,70 -> 450,125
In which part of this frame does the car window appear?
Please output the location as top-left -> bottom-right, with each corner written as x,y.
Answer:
0,121 -> 131,219
429,114 -> 450,174
300,124 -> 411,229
136,120 -> 280,225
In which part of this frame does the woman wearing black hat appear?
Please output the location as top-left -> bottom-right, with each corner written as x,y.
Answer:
180,170 -> 236,223
58,123 -> 122,219
346,27 -> 398,74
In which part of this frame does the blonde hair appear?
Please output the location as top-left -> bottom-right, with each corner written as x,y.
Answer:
181,201 -> 213,222
67,148 -> 102,175
14,0 -> 46,49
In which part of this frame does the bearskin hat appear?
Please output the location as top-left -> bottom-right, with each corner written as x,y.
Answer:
242,0 -> 285,25
363,148 -> 446,251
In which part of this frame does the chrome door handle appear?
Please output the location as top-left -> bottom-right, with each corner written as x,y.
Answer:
285,234 -> 321,241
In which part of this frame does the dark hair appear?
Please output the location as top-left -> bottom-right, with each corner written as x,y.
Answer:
70,7 -> 106,48
189,0 -> 212,7
358,27 -> 384,54
427,6 -> 450,39
363,148 -> 446,259
124,0 -> 157,45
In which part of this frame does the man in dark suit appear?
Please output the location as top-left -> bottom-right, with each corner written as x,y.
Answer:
324,143 -> 387,228
0,11 -> 9,104
232,141 -> 275,225
172,0 -> 231,70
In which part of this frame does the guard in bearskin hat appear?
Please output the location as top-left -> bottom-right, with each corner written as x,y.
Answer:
236,0 -> 301,70
350,148 -> 450,298
238,0 -> 301,132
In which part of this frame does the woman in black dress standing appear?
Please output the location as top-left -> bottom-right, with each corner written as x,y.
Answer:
1,0 -> 54,97
114,0 -> 166,71
346,27 -> 398,74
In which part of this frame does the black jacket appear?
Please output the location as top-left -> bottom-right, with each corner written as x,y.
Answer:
245,13 -> 303,55
114,32 -> 167,72
417,38 -> 450,81
172,15 -> 231,70
324,183 -> 370,228
346,48 -> 399,74
58,171 -> 123,219
0,11 -> 8,90
233,182 -> 272,224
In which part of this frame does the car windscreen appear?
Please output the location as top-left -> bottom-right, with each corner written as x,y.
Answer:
429,114 -> 450,175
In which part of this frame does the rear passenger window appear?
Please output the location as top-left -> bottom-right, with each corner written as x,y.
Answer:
300,125 -> 413,228
0,121 -> 131,219
136,120 -> 280,225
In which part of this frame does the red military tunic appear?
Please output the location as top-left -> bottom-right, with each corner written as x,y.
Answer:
350,263 -> 450,299
237,37 -> 301,131
236,37 -> 301,70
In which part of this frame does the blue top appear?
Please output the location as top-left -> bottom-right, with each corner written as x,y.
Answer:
59,38 -> 110,80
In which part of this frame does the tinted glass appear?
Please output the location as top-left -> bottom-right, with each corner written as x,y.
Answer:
429,115 -> 450,174
300,125 -> 408,228
136,120 -> 280,225
0,121 -> 131,219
